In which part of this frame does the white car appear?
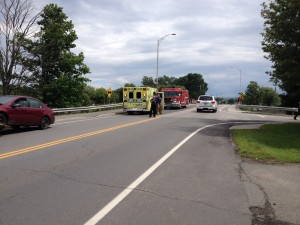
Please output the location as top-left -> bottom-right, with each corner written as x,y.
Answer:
196,95 -> 218,113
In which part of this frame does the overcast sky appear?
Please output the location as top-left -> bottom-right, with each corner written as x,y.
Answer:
33,0 -> 274,97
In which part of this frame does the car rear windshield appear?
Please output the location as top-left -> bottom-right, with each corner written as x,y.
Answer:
0,96 -> 15,105
199,96 -> 213,101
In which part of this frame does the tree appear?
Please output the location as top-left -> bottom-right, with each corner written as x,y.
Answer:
124,83 -> 136,87
140,73 -> 208,98
261,0 -> 300,106
94,88 -> 107,104
227,98 -> 235,104
176,73 -> 207,99
244,81 -> 261,105
27,3 -> 90,107
114,87 -> 123,103
109,91 -> 119,103
215,97 -> 225,104
0,0 -> 40,95
260,87 -> 281,106
141,75 -> 178,87
244,81 -> 281,106
141,76 -> 155,87
158,75 -> 178,86
81,85 -> 96,106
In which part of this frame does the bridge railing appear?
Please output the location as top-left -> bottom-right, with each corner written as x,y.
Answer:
52,103 -> 123,115
52,103 -> 297,115
236,104 -> 297,114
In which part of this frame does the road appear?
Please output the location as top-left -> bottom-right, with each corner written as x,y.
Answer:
0,105 -> 298,225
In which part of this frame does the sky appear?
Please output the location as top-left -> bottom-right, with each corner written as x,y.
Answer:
33,0 -> 275,98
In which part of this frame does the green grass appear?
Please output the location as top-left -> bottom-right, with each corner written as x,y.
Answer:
231,123 -> 300,163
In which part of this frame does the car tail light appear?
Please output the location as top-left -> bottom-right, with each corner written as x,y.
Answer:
197,100 -> 201,103
211,101 -> 215,104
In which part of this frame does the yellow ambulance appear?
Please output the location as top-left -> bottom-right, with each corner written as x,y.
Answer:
123,87 -> 164,114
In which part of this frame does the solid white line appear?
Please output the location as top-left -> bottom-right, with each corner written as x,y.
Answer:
54,115 -> 116,125
84,122 -> 229,225
219,105 -> 228,112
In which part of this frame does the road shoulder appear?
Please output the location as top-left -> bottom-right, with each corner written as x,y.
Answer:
230,125 -> 300,224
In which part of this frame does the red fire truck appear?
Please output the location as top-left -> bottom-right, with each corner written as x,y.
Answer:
162,87 -> 189,109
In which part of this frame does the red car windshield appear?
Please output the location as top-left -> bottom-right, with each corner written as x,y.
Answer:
0,96 -> 15,105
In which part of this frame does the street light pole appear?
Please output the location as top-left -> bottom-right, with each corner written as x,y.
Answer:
231,66 -> 242,93
156,33 -> 176,87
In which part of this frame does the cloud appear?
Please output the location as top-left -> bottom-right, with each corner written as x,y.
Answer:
32,0 -> 274,97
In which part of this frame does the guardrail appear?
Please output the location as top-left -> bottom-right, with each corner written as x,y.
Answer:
236,104 -> 297,114
52,103 -> 123,115
52,103 -> 297,115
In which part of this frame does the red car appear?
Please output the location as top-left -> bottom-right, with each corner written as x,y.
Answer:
0,95 -> 55,130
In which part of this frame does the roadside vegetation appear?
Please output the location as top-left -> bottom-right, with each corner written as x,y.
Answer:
231,123 -> 300,163
243,81 -> 281,106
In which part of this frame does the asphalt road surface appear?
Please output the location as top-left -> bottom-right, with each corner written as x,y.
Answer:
0,105 -> 299,225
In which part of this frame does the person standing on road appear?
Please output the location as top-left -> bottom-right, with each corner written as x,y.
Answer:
156,93 -> 162,114
149,98 -> 157,118
294,101 -> 300,120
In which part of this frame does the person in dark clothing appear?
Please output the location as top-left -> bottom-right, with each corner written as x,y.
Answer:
149,98 -> 157,117
156,93 -> 162,114
294,101 -> 300,120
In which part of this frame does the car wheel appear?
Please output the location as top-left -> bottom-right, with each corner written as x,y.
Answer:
39,116 -> 50,130
0,113 -> 7,124
11,125 -> 20,129
0,114 -> 7,131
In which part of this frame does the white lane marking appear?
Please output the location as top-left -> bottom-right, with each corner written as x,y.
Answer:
256,115 -> 265,118
219,105 -> 228,112
84,121 -> 241,225
54,115 -> 116,125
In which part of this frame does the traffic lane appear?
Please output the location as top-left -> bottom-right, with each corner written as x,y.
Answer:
0,106 -> 277,225
218,104 -> 297,123
0,111 -> 209,225
99,123 -> 252,225
0,107 -> 186,154
0,117 -> 170,223
0,114 -> 115,153
0,113 -> 159,155
192,105 -> 297,125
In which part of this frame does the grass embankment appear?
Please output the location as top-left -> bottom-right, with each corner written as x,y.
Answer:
231,123 -> 300,163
